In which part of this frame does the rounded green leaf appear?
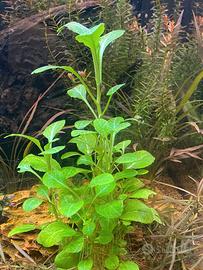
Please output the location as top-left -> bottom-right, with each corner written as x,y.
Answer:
77,155 -> 93,166
90,173 -> 114,187
108,117 -> 130,135
96,231 -> 113,244
67,84 -> 87,101
63,236 -> 84,253
78,258 -> 93,270
118,261 -> 139,270
55,251 -> 79,269
91,173 -> 116,196
123,179 -> 145,193
75,120 -> 92,129
105,255 -> 119,270
18,154 -> 47,172
43,120 -> 65,143
58,194 -> 84,217
121,200 -> 159,224
40,146 -> 65,155
93,118 -> 110,137
95,182 -> 116,197
70,134 -> 97,155
95,200 -> 123,219
115,151 -> 155,169
36,185 -> 49,199
114,170 -> 138,181
71,130 -> 96,137
37,221 -> 76,247
62,166 -> 85,179
113,140 -> 131,153
42,170 -> 67,189
8,224 -> 36,237
61,152 -> 80,159
82,220 -> 96,236
130,188 -> 156,199
76,23 -> 105,49
23,197 -> 43,212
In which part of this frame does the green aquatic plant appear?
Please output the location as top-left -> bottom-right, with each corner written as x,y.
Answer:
7,22 -> 161,270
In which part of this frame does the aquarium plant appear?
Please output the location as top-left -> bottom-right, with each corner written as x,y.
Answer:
7,22 -> 161,270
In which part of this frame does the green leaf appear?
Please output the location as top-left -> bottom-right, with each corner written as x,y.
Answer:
23,198 -> 43,212
90,174 -> 116,196
40,146 -> 65,155
32,65 -> 61,74
123,179 -> 145,193
55,251 -> 78,269
130,188 -> 156,199
70,134 -> 97,155
114,170 -> 138,181
17,156 -> 41,176
82,220 -> 96,236
93,118 -> 110,137
63,236 -> 84,253
77,155 -> 93,166
58,194 -> 84,217
43,120 -> 65,143
108,117 -> 130,135
42,169 -> 67,189
78,258 -> 93,270
176,70 -> 203,113
8,224 -> 36,237
37,221 -> 76,247
113,140 -> 131,153
71,130 -> 96,137
18,154 -> 61,173
96,218 -> 116,244
36,185 -> 49,199
95,182 -> 116,197
42,167 -> 82,189
90,173 -> 116,196
121,200 -> 159,224
99,218 -> 117,232
67,84 -> 87,101
107,84 -> 125,96
62,166 -> 85,179
115,151 -> 155,169
105,255 -> 119,270
100,30 -> 125,62
118,261 -> 139,270
59,22 -> 89,35
96,231 -> 113,245
76,23 -> 105,49
95,200 -> 123,219
136,169 -> 149,175
75,120 -> 92,129
61,152 -> 80,159
19,154 -> 45,172
5,134 -> 42,150
90,173 -> 114,187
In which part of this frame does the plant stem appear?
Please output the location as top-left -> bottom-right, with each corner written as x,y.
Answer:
91,48 -> 102,118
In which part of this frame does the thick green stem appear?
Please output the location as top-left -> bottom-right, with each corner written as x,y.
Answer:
92,48 -> 102,118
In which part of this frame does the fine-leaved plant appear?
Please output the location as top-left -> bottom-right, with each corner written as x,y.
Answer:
7,22 -> 161,270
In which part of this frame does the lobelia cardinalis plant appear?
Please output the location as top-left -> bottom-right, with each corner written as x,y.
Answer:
7,22 -> 161,270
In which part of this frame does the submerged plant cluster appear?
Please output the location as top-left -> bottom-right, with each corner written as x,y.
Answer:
7,22 -> 161,270
0,2 -> 202,270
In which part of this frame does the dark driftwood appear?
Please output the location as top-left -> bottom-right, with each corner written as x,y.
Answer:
0,1 -> 100,134
0,1 -> 99,41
